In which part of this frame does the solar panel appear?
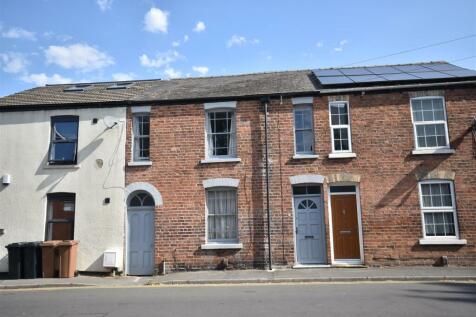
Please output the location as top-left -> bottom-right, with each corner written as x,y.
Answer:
442,69 -> 476,77
367,66 -> 400,74
424,63 -> 463,72
318,76 -> 354,85
340,68 -> 373,76
314,69 -> 343,76
348,75 -> 385,83
313,62 -> 476,87
411,71 -> 455,79
394,65 -> 430,72
380,73 -> 420,81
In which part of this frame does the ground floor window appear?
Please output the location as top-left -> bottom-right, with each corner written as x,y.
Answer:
206,188 -> 237,242
46,193 -> 75,240
418,180 -> 458,238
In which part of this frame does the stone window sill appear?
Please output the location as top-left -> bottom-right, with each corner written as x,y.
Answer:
43,164 -> 80,169
201,243 -> 243,250
127,161 -> 152,167
293,154 -> 319,160
412,148 -> 455,155
328,152 -> 357,159
419,238 -> 467,245
200,158 -> 242,164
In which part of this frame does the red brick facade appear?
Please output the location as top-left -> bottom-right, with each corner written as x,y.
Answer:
126,87 -> 476,271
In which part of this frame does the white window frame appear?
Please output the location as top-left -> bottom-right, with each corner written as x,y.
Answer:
205,109 -> 237,159
418,180 -> 460,240
293,104 -> 315,156
410,96 -> 450,151
203,187 -> 241,247
329,101 -> 352,154
132,113 -> 151,162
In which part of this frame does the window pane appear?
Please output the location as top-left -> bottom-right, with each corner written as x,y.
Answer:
330,185 -> 356,193
295,130 -> 304,152
207,189 -> 237,241
303,110 -> 312,128
50,142 -> 76,162
302,130 -> 314,153
421,183 -> 453,208
54,121 -> 78,140
294,111 -> 304,129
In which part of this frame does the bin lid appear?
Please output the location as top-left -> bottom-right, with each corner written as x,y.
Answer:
23,241 -> 43,247
6,242 -> 25,248
40,240 -> 62,247
58,240 -> 79,246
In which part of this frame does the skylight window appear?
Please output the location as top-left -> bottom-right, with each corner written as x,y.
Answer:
107,82 -> 134,90
63,84 -> 92,92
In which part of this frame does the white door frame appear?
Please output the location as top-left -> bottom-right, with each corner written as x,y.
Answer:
327,182 -> 364,265
292,188 -> 327,266
125,206 -> 155,275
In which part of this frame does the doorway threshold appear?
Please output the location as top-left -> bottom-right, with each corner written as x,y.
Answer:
293,264 -> 331,269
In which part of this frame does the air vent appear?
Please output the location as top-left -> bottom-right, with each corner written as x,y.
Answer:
107,82 -> 134,90
63,84 -> 92,92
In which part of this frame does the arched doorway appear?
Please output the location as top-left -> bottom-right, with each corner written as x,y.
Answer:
127,191 -> 155,275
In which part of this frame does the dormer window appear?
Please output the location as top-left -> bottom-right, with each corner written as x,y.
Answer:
63,84 -> 91,92
107,82 -> 134,90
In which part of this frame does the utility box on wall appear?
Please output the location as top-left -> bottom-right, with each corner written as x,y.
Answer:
103,250 -> 119,268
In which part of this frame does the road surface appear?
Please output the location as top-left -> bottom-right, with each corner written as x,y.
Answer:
0,281 -> 474,317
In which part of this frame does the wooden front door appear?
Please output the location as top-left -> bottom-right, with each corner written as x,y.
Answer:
331,194 -> 360,260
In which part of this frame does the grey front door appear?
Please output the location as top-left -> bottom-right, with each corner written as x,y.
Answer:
294,196 -> 326,264
127,208 -> 155,275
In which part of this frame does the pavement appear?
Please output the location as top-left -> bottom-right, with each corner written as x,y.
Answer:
0,267 -> 475,290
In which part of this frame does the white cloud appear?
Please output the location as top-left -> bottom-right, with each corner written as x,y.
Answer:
339,39 -> 348,46
21,73 -> 72,86
226,35 -> 260,48
333,47 -> 343,52
183,35 -> 189,42
2,27 -> 36,41
193,21 -> 206,33
172,41 -> 180,47
164,67 -> 181,79
112,72 -> 135,81
192,66 -> 209,75
43,31 -> 72,42
139,50 -> 182,68
0,53 -> 28,74
316,41 -> 323,48
144,7 -> 169,33
45,43 -> 114,71
97,0 -> 113,11
227,35 -> 247,47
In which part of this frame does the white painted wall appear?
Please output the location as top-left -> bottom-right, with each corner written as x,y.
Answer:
0,107 -> 126,272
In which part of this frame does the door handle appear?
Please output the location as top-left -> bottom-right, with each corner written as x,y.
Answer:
305,235 -> 314,239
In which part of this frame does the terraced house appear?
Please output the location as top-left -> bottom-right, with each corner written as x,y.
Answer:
0,61 -> 475,275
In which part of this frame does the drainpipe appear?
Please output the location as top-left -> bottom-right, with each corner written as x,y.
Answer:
261,96 -> 272,271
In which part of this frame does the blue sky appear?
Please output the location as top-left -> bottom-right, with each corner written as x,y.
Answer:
0,0 -> 475,97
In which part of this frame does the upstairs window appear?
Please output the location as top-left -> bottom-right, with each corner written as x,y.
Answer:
294,105 -> 315,155
329,101 -> 352,153
206,110 -> 236,158
133,114 -> 150,161
49,116 -> 79,165
206,188 -> 238,242
418,181 -> 459,238
411,97 -> 449,149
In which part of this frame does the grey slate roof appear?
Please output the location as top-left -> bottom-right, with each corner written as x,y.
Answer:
0,62 -> 475,109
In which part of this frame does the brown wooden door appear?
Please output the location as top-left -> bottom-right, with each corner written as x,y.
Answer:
331,194 -> 360,260
49,200 -> 75,240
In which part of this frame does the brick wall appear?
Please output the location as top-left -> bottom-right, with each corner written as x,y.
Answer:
126,87 -> 476,271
